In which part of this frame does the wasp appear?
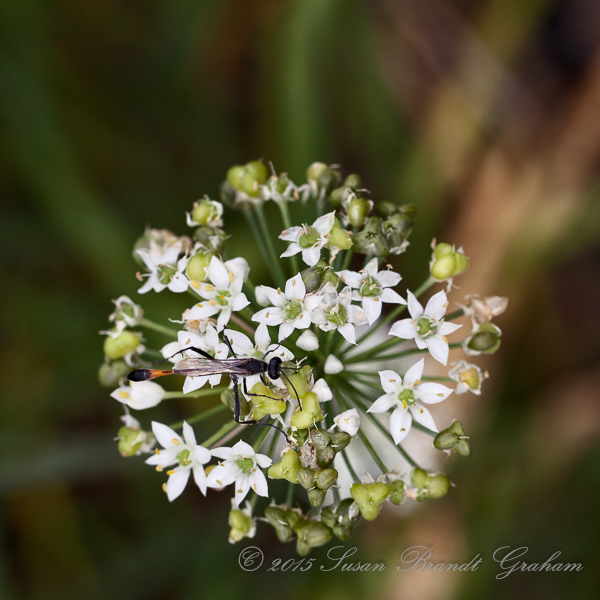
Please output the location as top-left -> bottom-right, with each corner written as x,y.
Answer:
127,336 -> 301,438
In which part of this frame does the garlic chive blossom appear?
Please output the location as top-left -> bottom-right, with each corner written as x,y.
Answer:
337,258 -> 407,325
279,211 -> 336,267
311,286 -> 367,344
186,256 -> 250,331
206,440 -> 272,506
136,241 -> 190,294
111,380 -> 165,410
389,290 -> 462,365
146,421 -> 212,501
252,274 -> 322,341
367,358 -> 453,443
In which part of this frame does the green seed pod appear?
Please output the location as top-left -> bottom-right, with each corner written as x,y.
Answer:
377,201 -> 399,217
328,218 -> 353,250
293,427 -> 309,447
228,509 -> 254,543
221,388 -> 250,420
316,446 -> 336,468
192,199 -> 221,226
282,365 -> 311,400
226,165 -> 245,191
321,498 -> 360,541
387,480 -> 406,505
433,243 -> 454,259
186,251 -> 216,282
398,203 -> 417,217
310,428 -> 331,450
193,226 -> 227,253
241,161 -> 268,197
329,187 -> 346,208
329,432 -> 351,452
411,467 -> 429,489
250,383 -> 286,420
98,360 -> 131,387
350,482 -> 390,521
433,429 -> 459,451
294,518 -> 333,555
344,173 -> 362,189
306,162 -> 339,195
297,467 -> 316,490
426,474 -> 451,499
264,506 -> 294,543
466,323 -> 502,354
267,450 -> 301,483
290,392 -> 323,429
453,252 -> 469,275
307,488 -> 327,507
353,218 -> 389,257
219,180 -> 237,206
103,331 -> 141,360
431,255 -> 457,280
301,260 -> 339,293
454,438 -> 472,457
315,468 -> 338,490
347,197 -> 371,229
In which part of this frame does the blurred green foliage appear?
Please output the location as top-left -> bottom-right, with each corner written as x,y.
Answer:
1,1 -> 600,599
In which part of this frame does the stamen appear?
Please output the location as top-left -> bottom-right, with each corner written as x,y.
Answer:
118,391 -> 129,399
204,285 -> 214,292
209,299 -> 217,307
228,272 -> 234,283
190,280 -> 201,290
171,438 -> 181,445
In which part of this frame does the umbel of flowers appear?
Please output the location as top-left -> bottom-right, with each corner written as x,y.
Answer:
100,160 -> 507,555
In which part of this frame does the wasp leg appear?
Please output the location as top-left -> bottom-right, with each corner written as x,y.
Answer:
242,377 -> 285,403
223,335 -> 238,358
280,371 -> 303,411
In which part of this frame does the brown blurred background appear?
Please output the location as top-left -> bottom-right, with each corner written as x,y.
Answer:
1,0 -> 599,599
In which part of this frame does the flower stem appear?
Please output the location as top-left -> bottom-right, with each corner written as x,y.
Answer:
253,422 -> 272,452
412,422 -> 437,437
445,308 -> 465,321
243,209 -> 278,285
201,419 -> 239,448
340,450 -> 360,483
139,318 -> 178,339
343,276 -> 436,356
230,313 -> 256,336
169,403 -> 227,430
253,204 -> 286,287
353,341 -> 463,364
285,480 -> 295,507
163,387 -> 227,399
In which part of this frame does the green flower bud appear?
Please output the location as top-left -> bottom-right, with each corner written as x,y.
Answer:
316,446 -> 336,468
433,243 -> 454,258
264,506 -> 294,543
294,519 -> 333,555
328,218 -> 353,250
431,255 -> 457,280
411,467 -> 429,489
268,450 -> 301,483
221,388 -> 250,420
427,474 -> 451,499
241,161 -> 268,197
98,360 -> 131,388
117,426 -> 145,457
226,165 -> 245,191
290,392 -> 323,429
103,331 -> 141,360
377,201 -> 399,217
282,365 -> 311,400
466,323 -> 502,354
344,174 -> 362,189
186,251 -> 216,282
228,509 -> 254,543
350,482 -> 390,521
315,468 -> 338,490
320,498 -> 360,541
307,488 -> 327,507
388,480 -> 406,505
453,251 -> 469,275
306,162 -> 339,195
347,197 -> 371,229
250,383 -> 286,420
433,420 -> 471,456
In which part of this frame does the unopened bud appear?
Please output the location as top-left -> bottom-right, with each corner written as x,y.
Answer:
186,251 -> 216,282
99,360 -> 131,387
193,226 -> 226,252
347,197 -> 371,229
228,508 -> 255,543
465,323 -> 502,355
296,330 -> 320,351
328,218 -> 353,250
117,426 -> 149,457
191,199 -> 222,226
306,162 -> 339,195
267,450 -> 301,483
294,519 -> 333,555
350,482 -> 390,521
103,330 -> 141,360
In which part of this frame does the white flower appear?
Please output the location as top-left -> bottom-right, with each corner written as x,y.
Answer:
185,256 -> 250,331
279,211 -> 336,267
170,307 -> 211,335
223,323 -> 293,391
252,274 -> 322,341
261,174 -> 300,203
296,330 -> 319,351
206,440 -> 272,506
389,290 -> 462,365
311,286 -> 367,344
136,241 -> 189,294
336,258 -> 406,325
145,421 -> 212,500
324,354 -> 344,374
311,378 -> 332,402
111,381 -> 165,410
160,325 -> 229,394
108,295 -> 143,333
448,360 -> 488,395
367,358 -> 452,444
334,408 -> 360,436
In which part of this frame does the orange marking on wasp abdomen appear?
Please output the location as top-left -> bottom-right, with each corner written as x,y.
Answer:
148,369 -> 174,379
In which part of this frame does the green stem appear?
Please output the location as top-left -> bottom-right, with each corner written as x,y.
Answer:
343,276 -> 436,357
412,422 -> 437,437
243,210 -> 276,285
253,422 -> 272,452
285,481 -> 295,507
139,318 -> 178,339
169,403 -> 227,430
253,204 -> 286,287
352,342 -> 463,364
340,246 -> 354,271
163,387 -> 227,399
277,200 -> 300,275
445,308 -> 465,321
340,450 -> 360,483
201,419 -> 238,447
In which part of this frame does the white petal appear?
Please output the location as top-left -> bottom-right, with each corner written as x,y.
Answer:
403,358 -> 425,388
255,285 -> 273,307
152,422 -> 181,448
183,375 -> 209,394
194,445 -> 212,464
312,378 -> 332,402
207,257 -> 230,289
409,403 -> 438,432
278,321 -> 296,341
285,273 -> 306,301
415,382 -> 453,404
379,288 -> 406,305
333,408 -> 360,436
367,393 -> 397,413
296,330 -> 319,351
281,243 -> 302,258
234,473 -> 252,506
252,307 -> 285,326
378,370 -> 402,395
232,293 -> 250,312
389,319 -> 417,340
390,407 -> 412,444
406,290 -> 424,319
249,468 -> 269,497
230,440 -> 255,456
255,453 -> 272,469
279,226 -> 302,242
192,464 -> 208,495
426,335 -> 450,365
438,321 -> 462,336
216,308 -> 232,331
168,272 -> 190,293
376,270 -> 401,288
363,258 -> 379,277
161,341 -> 183,363
324,355 -> 343,374
182,422 -> 196,446
337,323 -> 356,344
254,323 -> 271,352
312,211 -> 336,235
166,469 -> 190,501
302,246 -> 321,267
336,270 -> 364,289
362,297 -> 382,325
223,329 -> 253,356
424,290 -> 448,321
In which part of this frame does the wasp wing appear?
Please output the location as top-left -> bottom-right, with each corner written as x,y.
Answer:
172,357 -> 255,377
